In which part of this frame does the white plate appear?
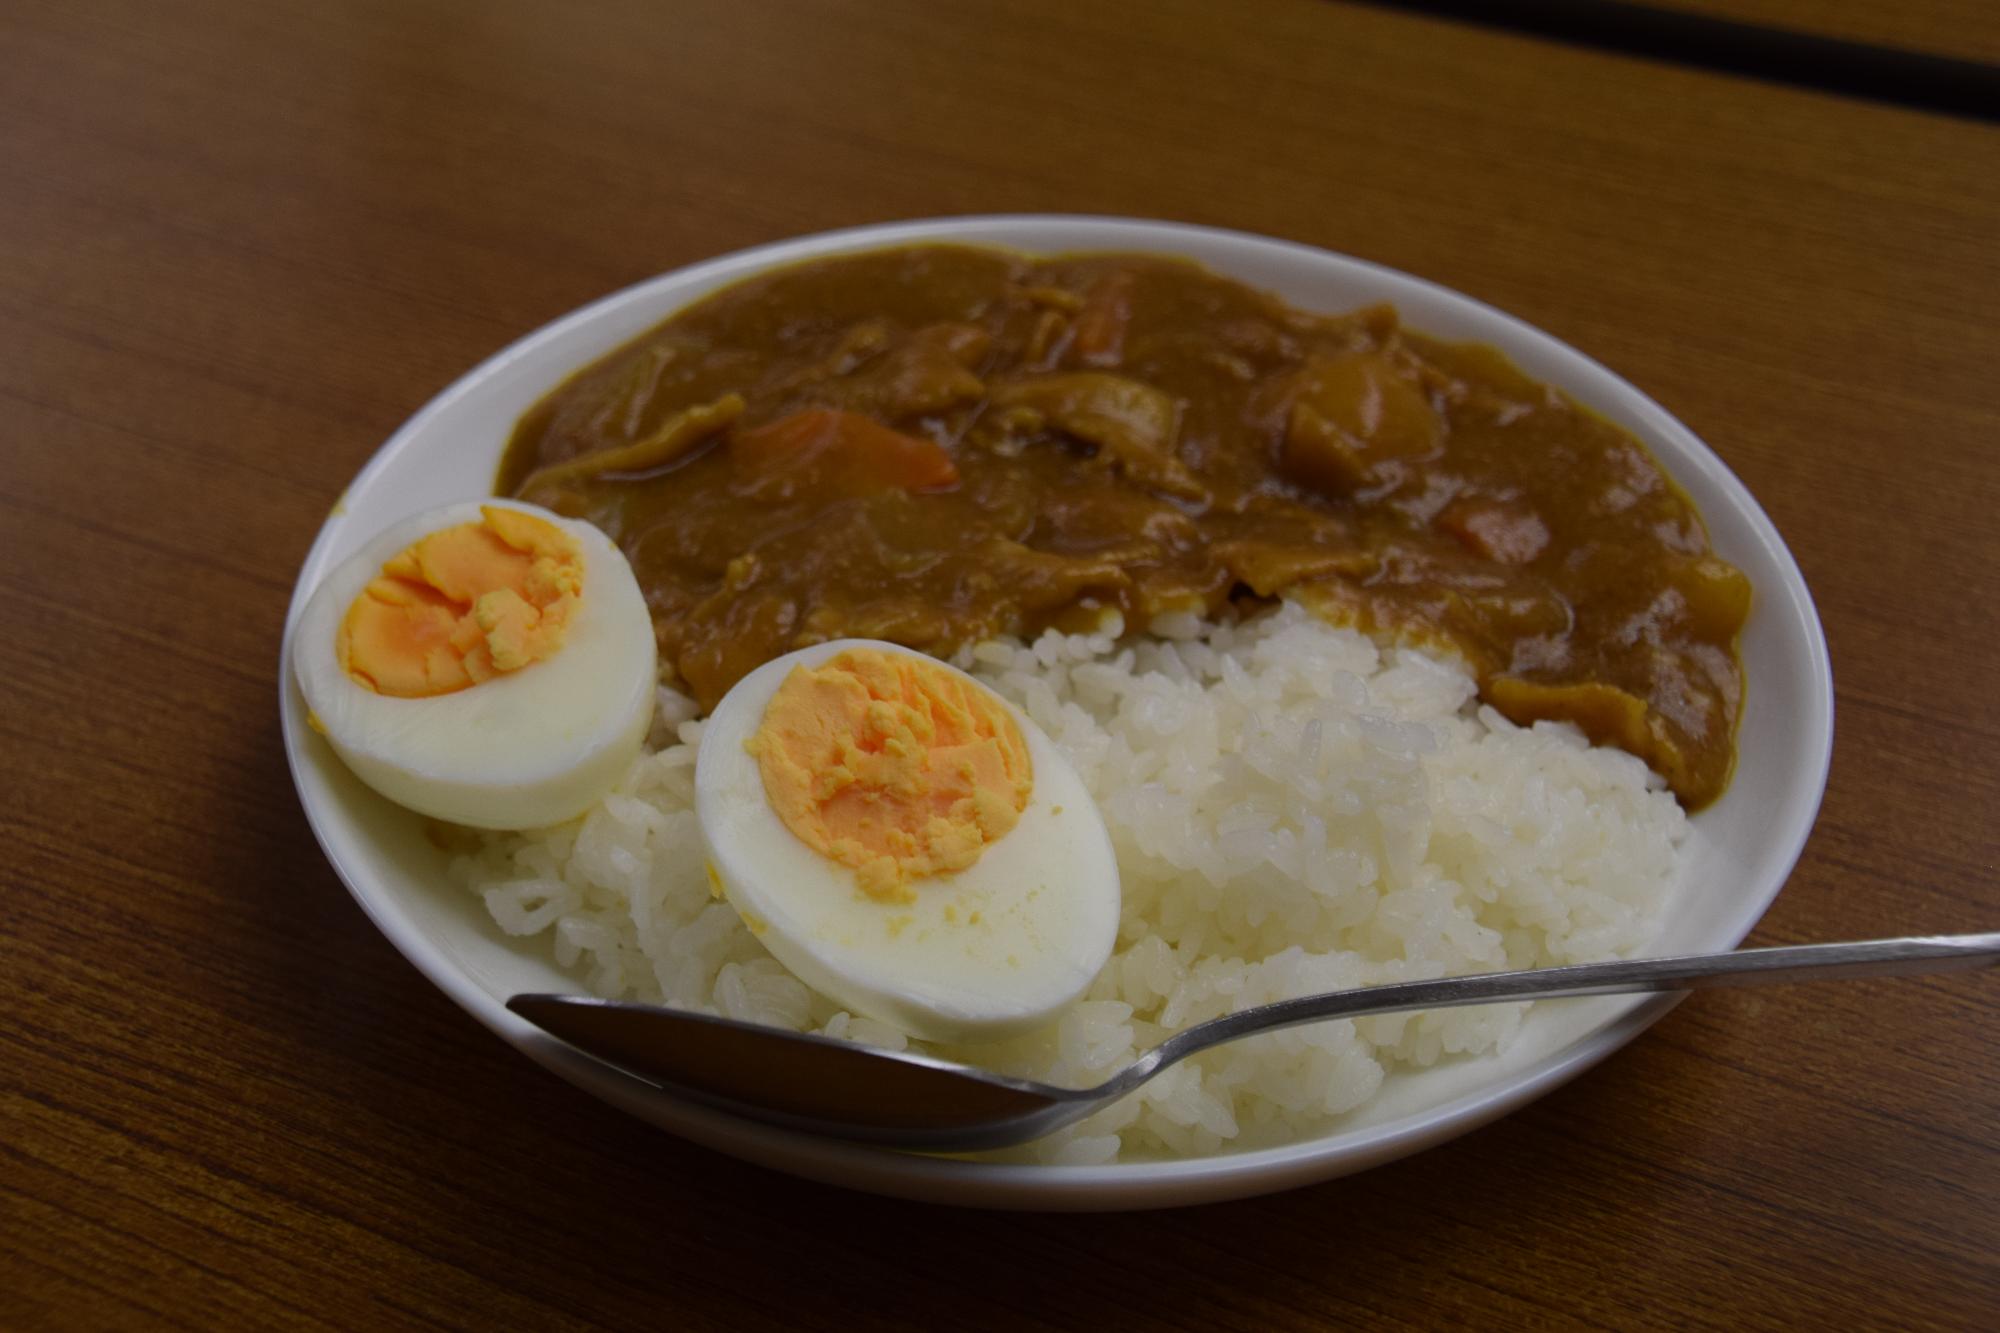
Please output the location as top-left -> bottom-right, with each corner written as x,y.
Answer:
280,216 -> 1833,1210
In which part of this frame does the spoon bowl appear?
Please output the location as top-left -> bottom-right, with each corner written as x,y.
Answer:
511,932 -> 1998,1153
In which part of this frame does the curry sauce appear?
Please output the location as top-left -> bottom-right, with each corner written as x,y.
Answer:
501,246 -> 1747,807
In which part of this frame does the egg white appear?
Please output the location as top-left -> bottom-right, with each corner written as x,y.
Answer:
292,499 -> 656,830
695,639 -> 1121,1044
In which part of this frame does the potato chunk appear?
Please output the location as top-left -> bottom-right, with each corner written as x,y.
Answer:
1279,353 -> 1441,496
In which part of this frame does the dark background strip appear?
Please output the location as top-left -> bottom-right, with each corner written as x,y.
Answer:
1349,0 -> 2000,122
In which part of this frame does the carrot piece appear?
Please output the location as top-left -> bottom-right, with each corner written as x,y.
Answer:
732,408 -> 958,492
1072,271 -> 1135,367
1434,497 -> 1551,565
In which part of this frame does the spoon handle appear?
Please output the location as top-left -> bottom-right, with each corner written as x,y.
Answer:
1141,933 -> 2000,1077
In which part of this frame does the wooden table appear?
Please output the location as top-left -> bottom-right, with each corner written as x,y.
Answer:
5,1 -> 1996,1326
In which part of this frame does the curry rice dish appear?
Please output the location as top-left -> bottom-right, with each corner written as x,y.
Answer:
452,245 -> 1744,1160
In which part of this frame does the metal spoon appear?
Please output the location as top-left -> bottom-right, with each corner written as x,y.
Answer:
508,932 -> 1998,1152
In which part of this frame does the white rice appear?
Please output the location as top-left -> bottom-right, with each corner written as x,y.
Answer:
450,601 -> 1685,1162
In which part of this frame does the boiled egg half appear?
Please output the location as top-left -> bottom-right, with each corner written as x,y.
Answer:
292,499 -> 655,829
696,639 -> 1121,1043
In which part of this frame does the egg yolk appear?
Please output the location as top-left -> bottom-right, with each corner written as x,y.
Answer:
338,506 -> 582,697
748,648 -> 1033,902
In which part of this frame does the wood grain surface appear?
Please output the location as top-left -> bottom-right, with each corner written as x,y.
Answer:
3,0 -> 1996,1327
